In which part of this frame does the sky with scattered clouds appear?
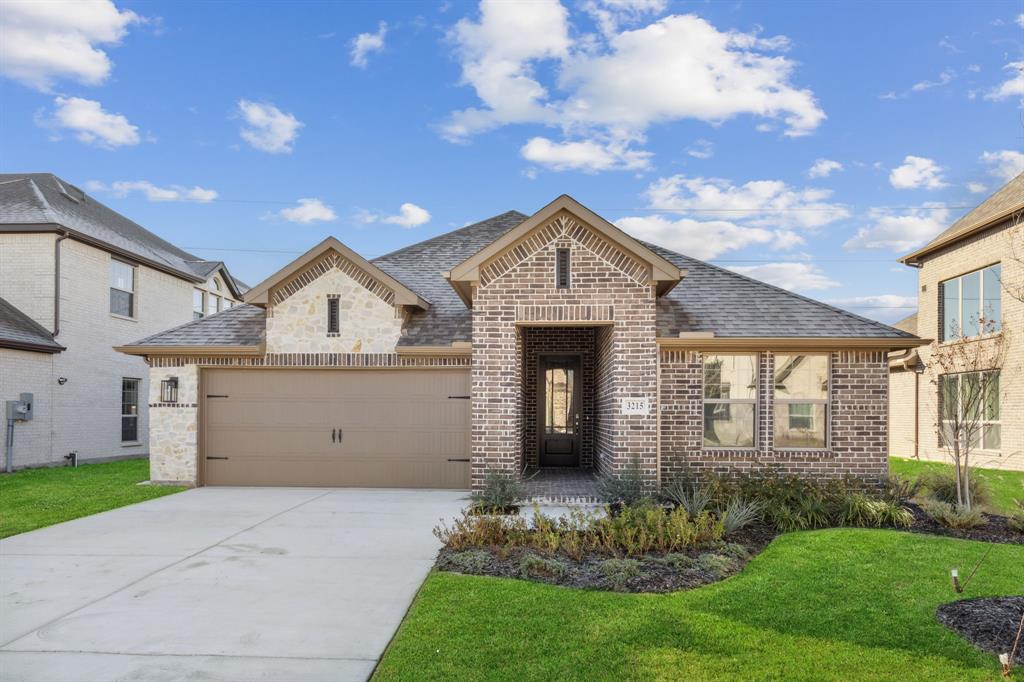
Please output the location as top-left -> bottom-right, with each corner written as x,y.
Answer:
2,0 -> 1021,322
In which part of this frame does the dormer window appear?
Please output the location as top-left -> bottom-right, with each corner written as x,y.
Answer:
556,248 -> 570,289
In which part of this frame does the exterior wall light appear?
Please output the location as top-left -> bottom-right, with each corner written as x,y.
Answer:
160,377 -> 179,403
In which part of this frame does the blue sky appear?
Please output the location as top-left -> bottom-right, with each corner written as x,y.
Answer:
2,0 -> 1021,322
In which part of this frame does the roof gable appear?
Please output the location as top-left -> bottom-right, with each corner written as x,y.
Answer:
243,236 -> 429,310
901,172 -> 1023,264
446,195 -> 684,305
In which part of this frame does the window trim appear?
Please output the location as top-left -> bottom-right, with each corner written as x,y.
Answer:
193,288 -> 206,320
121,377 -> 140,443
940,262 -> 1002,342
702,352 -> 758,450
110,258 -> 137,319
773,353 -> 830,451
939,370 -> 1001,452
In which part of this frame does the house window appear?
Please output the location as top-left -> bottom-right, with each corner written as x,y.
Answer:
193,289 -> 205,319
160,377 -> 178,403
774,354 -> 828,449
207,292 -> 220,316
224,299 -> 233,309
703,354 -> 757,448
940,371 -> 1000,451
110,260 -> 136,317
121,378 -> 140,442
555,248 -> 570,289
940,264 -> 1001,341
327,297 -> 340,333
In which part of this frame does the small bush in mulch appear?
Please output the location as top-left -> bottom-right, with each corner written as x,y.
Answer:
937,596 -> 1024,664
904,502 -> 1023,545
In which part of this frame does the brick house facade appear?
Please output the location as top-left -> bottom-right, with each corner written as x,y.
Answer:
120,195 -> 922,489
890,173 -> 1023,472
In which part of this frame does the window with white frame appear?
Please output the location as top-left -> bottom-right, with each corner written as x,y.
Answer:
940,264 -> 1001,341
940,371 -> 1000,451
703,354 -> 757,448
206,291 -> 220,316
110,259 -> 136,317
774,354 -> 829,449
193,289 -> 205,319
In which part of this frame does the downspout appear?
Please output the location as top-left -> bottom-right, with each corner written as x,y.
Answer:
913,370 -> 919,459
53,232 -> 68,337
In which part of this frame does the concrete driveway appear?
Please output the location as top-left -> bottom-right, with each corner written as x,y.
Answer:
0,487 -> 466,682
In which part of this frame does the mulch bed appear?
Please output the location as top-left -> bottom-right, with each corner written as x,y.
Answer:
937,596 -> 1024,663
903,503 -> 1023,545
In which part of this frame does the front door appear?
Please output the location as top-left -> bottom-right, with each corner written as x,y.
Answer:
538,355 -> 580,467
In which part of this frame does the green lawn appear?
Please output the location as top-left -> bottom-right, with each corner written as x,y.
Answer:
0,459 -> 184,538
891,456 -> 1024,515
374,530 -> 1024,681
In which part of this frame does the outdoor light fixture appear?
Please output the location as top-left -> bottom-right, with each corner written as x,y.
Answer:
160,377 -> 179,403
57,376 -> 67,385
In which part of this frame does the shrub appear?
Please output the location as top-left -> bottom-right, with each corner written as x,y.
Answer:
717,542 -> 750,560
873,500 -> 915,529
592,505 -> 724,557
445,550 -> 492,575
649,553 -> 695,570
919,499 -> 987,529
470,469 -> 524,513
694,553 -> 735,580
918,470 -> 992,508
434,511 -> 528,550
520,553 -> 568,580
883,474 -> 923,503
718,496 -> 763,534
596,465 -> 648,505
598,558 -> 641,591
662,480 -> 714,516
1008,500 -> 1024,534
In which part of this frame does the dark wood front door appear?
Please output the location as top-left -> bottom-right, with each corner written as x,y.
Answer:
538,355 -> 581,467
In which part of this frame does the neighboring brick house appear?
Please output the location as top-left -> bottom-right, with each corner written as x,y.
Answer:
0,174 -> 245,469
890,173 -> 1023,472
118,195 -> 922,489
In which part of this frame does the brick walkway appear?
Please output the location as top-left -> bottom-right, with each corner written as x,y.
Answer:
521,468 -> 601,504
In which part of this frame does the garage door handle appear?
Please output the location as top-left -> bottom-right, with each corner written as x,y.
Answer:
448,395 -> 470,400
206,456 -> 229,460
447,458 -> 470,462
206,394 -> 229,399
338,427 -> 343,444
332,428 -> 336,443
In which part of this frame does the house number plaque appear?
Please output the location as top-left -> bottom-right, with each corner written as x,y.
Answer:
620,397 -> 649,415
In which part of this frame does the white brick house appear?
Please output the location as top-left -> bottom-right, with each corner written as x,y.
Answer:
0,174 -> 244,469
890,173 -> 1024,471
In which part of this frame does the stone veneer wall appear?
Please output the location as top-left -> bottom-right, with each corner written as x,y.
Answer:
471,211 -> 658,489
265,259 -> 404,354
521,327 -> 596,468
145,352 -> 469,485
659,349 -> 890,483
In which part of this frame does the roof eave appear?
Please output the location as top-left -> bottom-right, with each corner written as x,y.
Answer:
899,205 -> 1023,265
114,343 -> 265,357
0,339 -> 65,353
656,336 -> 931,351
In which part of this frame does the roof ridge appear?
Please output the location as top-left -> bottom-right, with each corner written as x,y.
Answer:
372,210 -> 527,263
25,177 -> 59,224
641,240 -> 916,338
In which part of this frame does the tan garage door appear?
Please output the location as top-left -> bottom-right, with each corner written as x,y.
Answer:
202,369 -> 470,488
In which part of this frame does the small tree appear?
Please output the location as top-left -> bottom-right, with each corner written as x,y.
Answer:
925,316 -> 1006,510
999,210 -> 1024,305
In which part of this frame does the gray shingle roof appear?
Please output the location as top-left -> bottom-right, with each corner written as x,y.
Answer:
128,304 -> 266,347
124,207 -> 917,349
925,173 -> 1023,249
0,297 -> 64,353
0,174 -> 243,287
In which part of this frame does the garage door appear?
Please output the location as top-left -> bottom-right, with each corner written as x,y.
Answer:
202,369 -> 470,488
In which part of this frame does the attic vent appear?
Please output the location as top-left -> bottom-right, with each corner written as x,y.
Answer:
556,248 -> 570,289
327,297 -> 340,334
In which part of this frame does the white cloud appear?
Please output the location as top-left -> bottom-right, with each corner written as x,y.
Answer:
237,100 -> 302,154
350,21 -> 387,68
1017,14 -> 1024,28
0,0 -> 140,91
442,5 -> 824,162
686,138 -> 713,159
985,62 -> 1024,102
358,203 -> 432,228
278,198 -> 337,223
88,180 -> 217,202
910,69 -> 955,92
520,136 -> 651,172
967,182 -> 987,194
44,96 -> 139,147
616,215 -> 775,260
889,155 -> 947,190
825,294 -> 917,322
808,158 -> 842,178
642,174 -> 849,230
727,262 -> 839,292
980,149 -> 1024,182
843,204 -> 951,252
582,0 -> 666,37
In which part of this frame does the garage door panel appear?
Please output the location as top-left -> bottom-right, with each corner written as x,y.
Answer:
203,369 -> 470,488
